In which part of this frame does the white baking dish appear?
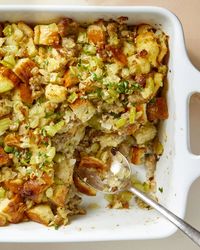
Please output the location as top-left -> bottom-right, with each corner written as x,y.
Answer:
0,5 -> 200,242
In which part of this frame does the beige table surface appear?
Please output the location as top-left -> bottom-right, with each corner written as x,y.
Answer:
0,1 -> 200,249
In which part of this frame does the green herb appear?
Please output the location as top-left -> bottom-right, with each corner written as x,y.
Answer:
117,81 -> 129,94
158,187 -> 163,193
92,73 -> 103,82
130,82 -> 143,91
13,149 -> 20,158
24,151 -> 32,163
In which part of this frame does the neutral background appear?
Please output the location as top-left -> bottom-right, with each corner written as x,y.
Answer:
0,1 -> 200,249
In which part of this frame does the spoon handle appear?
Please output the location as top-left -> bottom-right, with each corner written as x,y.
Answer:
129,186 -> 200,246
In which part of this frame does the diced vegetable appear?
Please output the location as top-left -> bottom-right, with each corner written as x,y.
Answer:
44,120 -> 65,137
3,25 -> 13,37
0,118 -> 11,136
0,55 -> 16,69
129,107 -> 136,124
67,92 -> 78,103
115,117 -> 126,128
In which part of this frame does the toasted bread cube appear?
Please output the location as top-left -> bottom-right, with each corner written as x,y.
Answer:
26,204 -> 54,226
34,23 -> 59,46
0,213 -> 7,226
50,185 -> 68,207
13,58 -> 36,83
87,25 -> 105,44
136,32 -> 160,67
4,179 -> 23,193
147,97 -> 168,121
131,146 -> 146,165
64,70 -> 79,87
4,133 -> 21,147
19,82 -> 33,104
134,124 -> 157,145
73,174 -> 96,196
0,196 -> 25,223
18,22 -> 34,37
45,84 -> 67,103
0,66 -> 20,93
70,99 -> 95,123
57,18 -> 79,37
109,47 -> 127,66
0,147 -> 10,166
79,156 -> 107,170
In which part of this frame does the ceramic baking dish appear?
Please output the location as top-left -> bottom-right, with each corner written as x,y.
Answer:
0,5 -> 200,243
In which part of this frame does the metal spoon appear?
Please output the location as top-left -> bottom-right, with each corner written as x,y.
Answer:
76,151 -> 200,246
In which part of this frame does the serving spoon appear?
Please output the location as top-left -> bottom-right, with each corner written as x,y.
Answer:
76,151 -> 200,247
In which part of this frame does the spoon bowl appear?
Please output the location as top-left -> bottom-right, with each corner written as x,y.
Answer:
76,150 -> 200,247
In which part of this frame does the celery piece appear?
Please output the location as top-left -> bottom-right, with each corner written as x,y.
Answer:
46,146 -> 56,162
4,145 -> 14,153
115,117 -> 126,129
44,120 -> 65,137
0,118 -> 11,136
1,55 -> 16,69
129,106 -> 136,124
0,187 -> 5,198
67,92 -> 78,103
3,25 -> 13,37
0,75 -> 14,93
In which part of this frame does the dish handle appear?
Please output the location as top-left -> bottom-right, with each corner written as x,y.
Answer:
185,64 -> 200,184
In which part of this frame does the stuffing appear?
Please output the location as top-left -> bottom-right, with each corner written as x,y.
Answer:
0,18 -> 168,227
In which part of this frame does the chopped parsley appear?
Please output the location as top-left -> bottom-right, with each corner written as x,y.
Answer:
158,187 -> 163,193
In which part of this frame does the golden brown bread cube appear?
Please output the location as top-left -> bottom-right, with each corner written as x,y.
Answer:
34,23 -> 60,46
0,147 -> 10,167
0,195 -> 25,224
26,204 -> 54,226
73,173 -> 96,196
70,99 -> 95,123
50,185 -> 69,207
0,66 -> 20,93
13,58 -> 36,83
64,69 -> 79,87
131,146 -> 146,165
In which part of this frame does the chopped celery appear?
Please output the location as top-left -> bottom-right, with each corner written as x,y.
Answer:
4,145 -> 14,153
115,117 -> 126,128
0,187 -> 5,198
1,55 -> 16,69
0,76 -> 14,93
3,25 -> 13,37
44,120 -> 65,137
67,92 -> 78,103
46,146 -> 56,162
129,106 -> 136,124
0,118 -> 11,136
